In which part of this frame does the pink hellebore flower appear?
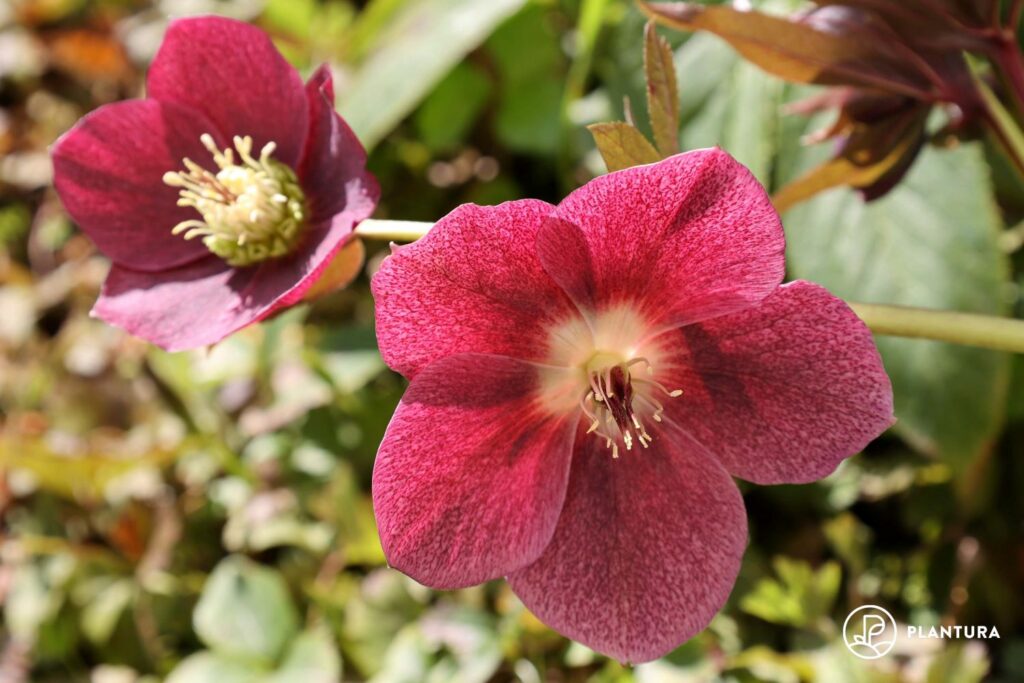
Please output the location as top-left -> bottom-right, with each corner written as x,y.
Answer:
52,16 -> 378,351
371,149 -> 894,663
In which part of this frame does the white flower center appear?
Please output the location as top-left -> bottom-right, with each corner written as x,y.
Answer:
540,305 -> 683,458
163,134 -> 307,267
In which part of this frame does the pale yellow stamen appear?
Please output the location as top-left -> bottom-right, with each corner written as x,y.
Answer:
163,134 -> 307,267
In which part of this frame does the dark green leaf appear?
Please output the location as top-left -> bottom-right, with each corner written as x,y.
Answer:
414,63 -> 492,152
338,0 -> 526,150
783,144 -> 1011,473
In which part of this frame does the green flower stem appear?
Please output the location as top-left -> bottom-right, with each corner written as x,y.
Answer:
354,219 -> 1024,354
973,67 -> 1024,178
355,219 -> 433,242
850,303 -> 1024,354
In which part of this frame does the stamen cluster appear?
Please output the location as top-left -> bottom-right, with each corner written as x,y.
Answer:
580,357 -> 682,459
163,134 -> 307,267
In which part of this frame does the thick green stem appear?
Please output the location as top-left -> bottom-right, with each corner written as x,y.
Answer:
354,219 -> 1024,354
850,303 -> 1024,354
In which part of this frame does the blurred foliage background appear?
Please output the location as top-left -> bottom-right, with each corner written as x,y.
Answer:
1,0 -> 1023,681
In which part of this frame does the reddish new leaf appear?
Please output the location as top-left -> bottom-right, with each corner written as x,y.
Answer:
773,104 -> 928,212
639,1 -> 938,99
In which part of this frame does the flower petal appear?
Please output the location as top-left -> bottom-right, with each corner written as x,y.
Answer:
508,422 -> 747,664
373,354 -> 578,589
249,206 -> 373,314
537,149 -> 784,330
147,16 -> 309,166
52,98 -> 223,272
298,65 -> 379,224
300,238 -> 365,303
660,281 -> 895,484
93,256 -> 237,350
372,200 -> 576,379
93,210 -> 363,350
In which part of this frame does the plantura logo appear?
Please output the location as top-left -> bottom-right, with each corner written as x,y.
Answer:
842,605 -> 1001,660
843,605 -> 897,660
907,624 -> 1000,639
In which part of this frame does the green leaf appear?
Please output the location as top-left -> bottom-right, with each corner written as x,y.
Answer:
193,556 -> 300,663
643,21 -> 679,157
486,4 -> 561,84
268,629 -> 342,683
4,557 -> 74,640
79,578 -> 133,645
588,122 -> 661,172
414,63 -> 492,152
783,144 -> 1011,473
368,626 -> 430,683
339,570 -> 424,676
337,0 -> 526,150
495,78 -> 564,155
486,4 -> 564,156
0,435 -> 178,502
740,557 -> 840,627
167,630 -> 339,683
677,33 -> 784,184
166,652 -> 265,683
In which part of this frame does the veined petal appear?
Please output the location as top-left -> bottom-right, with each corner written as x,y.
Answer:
93,211 -> 362,350
373,354 -> 578,589
52,98 -> 223,272
509,422 -> 747,664
298,65 -> 379,224
372,200 -> 576,379
147,16 -> 309,166
537,149 -> 784,330
94,257 -> 236,351
660,281 -> 895,484
238,209 -> 371,318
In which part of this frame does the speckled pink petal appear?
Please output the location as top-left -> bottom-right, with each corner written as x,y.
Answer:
372,200 -> 576,379
508,421 -> 747,664
537,149 -> 784,330
298,65 -> 379,224
93,210 -> 361,350
660,281 -> 895,484
51,98 -> 224,272
373,354 -> 577,589
147,16 -> 309,166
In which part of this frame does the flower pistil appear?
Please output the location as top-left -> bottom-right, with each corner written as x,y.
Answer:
163,134 -> 307,266
580,354 -> 682,459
